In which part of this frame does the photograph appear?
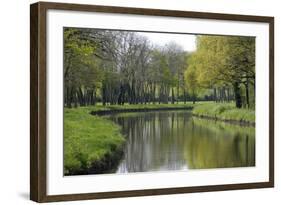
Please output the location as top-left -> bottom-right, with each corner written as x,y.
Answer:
63,27 -> 256,176
30,2 -> 274,201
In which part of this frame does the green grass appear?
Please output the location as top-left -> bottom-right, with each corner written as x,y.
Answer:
192,103 -> 255,123
87,102 -> 198,113
64,107 -> 125,175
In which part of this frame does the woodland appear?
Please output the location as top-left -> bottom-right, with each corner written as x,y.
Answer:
64,28 -> 255,109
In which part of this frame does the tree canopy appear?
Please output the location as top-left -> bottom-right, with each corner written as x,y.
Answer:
184,35 -> 255,108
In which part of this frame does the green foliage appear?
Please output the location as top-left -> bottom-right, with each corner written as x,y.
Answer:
184,61 -> 199,100
64,28 -> 103,107
64,28 -> 192,107
184,35 -> 255,108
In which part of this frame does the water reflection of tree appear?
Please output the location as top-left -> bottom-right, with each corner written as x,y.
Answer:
110,112 -> 255,173
112,112 -> 190,172
185,118 -> 255,169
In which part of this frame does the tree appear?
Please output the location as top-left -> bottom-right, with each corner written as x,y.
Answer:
184,55 -> 199,104
185,35 -> 255,108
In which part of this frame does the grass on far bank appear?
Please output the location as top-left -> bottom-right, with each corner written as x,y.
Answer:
87,102 -> 255,124
192,103 -> 255,124
86,101 -> 198,113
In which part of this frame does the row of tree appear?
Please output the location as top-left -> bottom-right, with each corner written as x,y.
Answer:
64,28 -> 190,107
64,28 -> 255,109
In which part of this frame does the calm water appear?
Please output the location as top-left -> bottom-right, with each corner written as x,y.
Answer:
109,110 -> 255,173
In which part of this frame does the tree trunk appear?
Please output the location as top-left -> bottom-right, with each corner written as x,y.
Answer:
177,77 -> 180,104
183,88 -> 187,104
213,88 -> 217,102
92,90 -> 96,105
192,90 -> 196,104
77,87 -> 85,106
171,88 -> 175,104
227,87 -> 230,102
102,85 -> 106,106
66,86 -> 72,108
244,78 -> 250,108
153,83 -> 156,104
233,82 -> 242,108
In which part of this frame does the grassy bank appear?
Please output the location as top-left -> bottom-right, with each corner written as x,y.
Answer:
87,102 -> 196,111
64,107 -> 125,175
90,103 -> 195,115
192,103 -> 255,125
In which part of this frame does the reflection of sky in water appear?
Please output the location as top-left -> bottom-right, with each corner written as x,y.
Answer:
109,111 -> 255,174
117,155 -> 189,173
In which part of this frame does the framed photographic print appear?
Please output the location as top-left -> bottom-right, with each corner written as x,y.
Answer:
30,1 -> 274,202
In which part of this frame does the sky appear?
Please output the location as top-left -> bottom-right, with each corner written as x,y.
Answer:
137,32 -> 197,52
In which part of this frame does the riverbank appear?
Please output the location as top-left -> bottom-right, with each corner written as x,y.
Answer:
192,103 -> 255,126
64,107 -> 125,175
91,103 -> 194,115
90,102 -> 255,126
